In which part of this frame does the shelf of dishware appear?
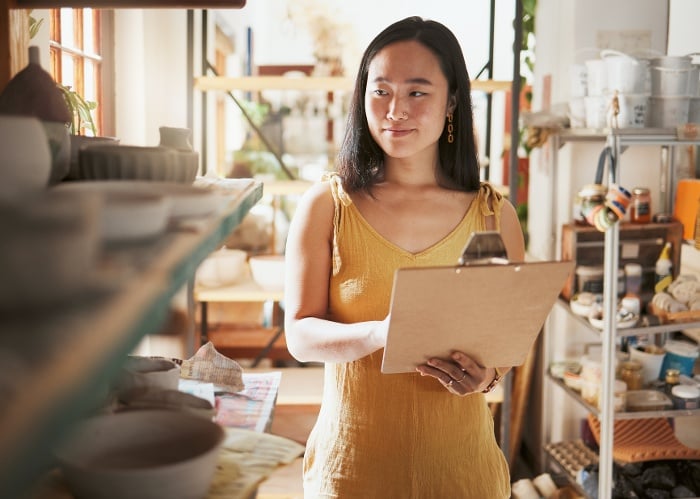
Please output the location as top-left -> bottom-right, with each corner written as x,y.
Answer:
0,179 -> 262,499
556,298 -> 700,337
547,374 -> 700,420
551,127 -> 700,147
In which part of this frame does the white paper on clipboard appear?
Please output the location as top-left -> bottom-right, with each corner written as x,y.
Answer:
380,260 -> 574,374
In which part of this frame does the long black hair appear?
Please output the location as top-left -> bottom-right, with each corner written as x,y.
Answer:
336,16 -> 481,193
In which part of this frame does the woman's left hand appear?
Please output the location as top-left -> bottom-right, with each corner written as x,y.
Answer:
415,351 -> 499,396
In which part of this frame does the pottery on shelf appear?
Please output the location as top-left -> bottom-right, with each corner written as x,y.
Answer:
159,126 -> 193,151
0,46 -> 73,185
0,115 -> 51,202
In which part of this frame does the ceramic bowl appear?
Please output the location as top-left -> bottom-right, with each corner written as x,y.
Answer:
0,115 -> 51,202
99,192 -> 171,242
248,254 -> 286,291
55,410 -> 225,499
196,248 -> 248,288
78,144 -> 197,183
119,388 -> 216,420
0,191 -> 102,310
53,181 -> 171,242
67,135 -> 120,180
115,356 -> 181,396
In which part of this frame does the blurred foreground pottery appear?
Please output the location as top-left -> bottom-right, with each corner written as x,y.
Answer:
0,116 -> 51,202
55,410 -> 225,499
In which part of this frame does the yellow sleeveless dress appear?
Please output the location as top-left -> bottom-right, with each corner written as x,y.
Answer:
302,173 -> 511,499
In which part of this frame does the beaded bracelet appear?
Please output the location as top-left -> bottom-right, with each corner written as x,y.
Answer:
481,367 -> 504,393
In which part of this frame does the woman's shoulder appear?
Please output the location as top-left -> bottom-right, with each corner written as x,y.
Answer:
294,173 -> 342,218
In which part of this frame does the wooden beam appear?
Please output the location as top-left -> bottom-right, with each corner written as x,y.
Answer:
0,2 -> 28,92
195,75 -> 513,94
14,0 -> 246,6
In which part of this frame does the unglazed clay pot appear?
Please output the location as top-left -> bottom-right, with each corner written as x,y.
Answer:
0,115 -> 51,202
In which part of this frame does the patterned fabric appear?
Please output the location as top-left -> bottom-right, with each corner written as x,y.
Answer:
302,173 -> 510,498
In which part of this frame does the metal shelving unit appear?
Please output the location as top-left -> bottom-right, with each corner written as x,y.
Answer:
544,127 -> 700,498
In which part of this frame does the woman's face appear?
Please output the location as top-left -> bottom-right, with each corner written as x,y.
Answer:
364,40 -> 455,161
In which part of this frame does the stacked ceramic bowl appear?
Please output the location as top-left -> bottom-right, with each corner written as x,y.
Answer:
600,50 -> 651,129
574,50 -> 650,129
648,55 -> 698,128
78,144 -> 198,184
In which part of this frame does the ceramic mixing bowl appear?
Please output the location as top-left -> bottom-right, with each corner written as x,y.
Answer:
55,410 -> 225,499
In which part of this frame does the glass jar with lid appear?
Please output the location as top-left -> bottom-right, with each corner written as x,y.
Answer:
630,187 -> 651,223
619,360 -> 644,390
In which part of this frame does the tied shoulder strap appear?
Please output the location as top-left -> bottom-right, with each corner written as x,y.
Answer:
476,182 -> 504,231
321,172 -> 352,276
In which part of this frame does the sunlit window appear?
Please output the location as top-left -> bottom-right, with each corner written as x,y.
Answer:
49,8 -> 102,136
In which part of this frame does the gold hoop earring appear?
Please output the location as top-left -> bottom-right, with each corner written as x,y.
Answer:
447,113 -> 454,144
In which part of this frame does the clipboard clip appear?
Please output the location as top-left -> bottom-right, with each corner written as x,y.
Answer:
457,231 -> 509,267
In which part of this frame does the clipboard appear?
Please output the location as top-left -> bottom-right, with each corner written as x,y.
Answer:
380,259 -> 574,374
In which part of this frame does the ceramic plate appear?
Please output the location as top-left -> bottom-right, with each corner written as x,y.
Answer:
54,180 -> 223,220
588,314 -> 639,330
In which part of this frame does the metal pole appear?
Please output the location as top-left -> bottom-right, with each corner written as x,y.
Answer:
509,0 -> 523,205
483,0 -> 496,182
599,133 -> 620,499
200,10 -> 208,175
500,0 -> 524,461
186,10 -> 194,133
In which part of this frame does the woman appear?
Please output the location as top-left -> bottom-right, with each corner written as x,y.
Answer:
284,16 -> 525,498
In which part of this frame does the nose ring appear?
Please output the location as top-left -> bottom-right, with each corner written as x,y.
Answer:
402,112 -> 408,119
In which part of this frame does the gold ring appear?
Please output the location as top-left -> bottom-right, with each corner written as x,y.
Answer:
455,373 -> 467,383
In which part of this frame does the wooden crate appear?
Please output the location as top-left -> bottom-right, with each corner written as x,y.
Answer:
560,221 -> 683,301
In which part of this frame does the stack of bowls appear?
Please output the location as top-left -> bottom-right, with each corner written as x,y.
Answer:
78,144 -> 198,184
582,57 -> 608,128
600,50 -> 650,128
648,55 -> 696,128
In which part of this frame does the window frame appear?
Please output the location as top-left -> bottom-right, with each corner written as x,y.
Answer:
49,8 -> 114,137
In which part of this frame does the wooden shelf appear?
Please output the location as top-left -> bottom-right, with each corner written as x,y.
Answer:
195,75 -> 513,94
196,276 -> 284,303
0,179 -> 262,498
206,325 -> 291,361
10,0 -> 246,7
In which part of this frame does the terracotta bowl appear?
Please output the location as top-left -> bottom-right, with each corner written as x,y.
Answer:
55,410 -> 225,499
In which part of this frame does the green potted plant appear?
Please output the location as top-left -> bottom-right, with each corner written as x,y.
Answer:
59,85 -> 97,136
